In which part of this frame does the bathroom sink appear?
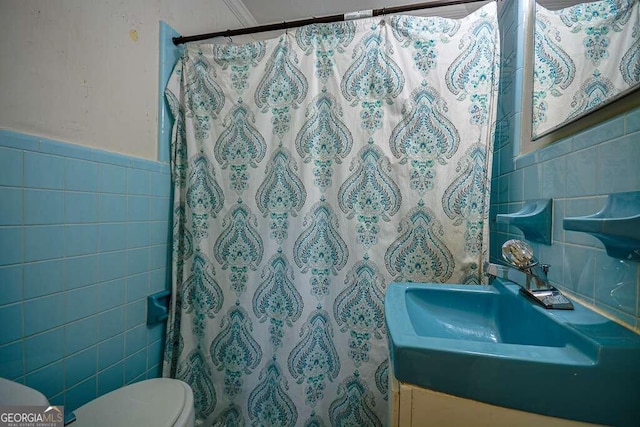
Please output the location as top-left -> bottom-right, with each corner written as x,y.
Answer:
385,278 -> 640,426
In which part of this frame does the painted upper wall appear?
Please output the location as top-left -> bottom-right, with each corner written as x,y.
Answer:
0,0 -> 244,160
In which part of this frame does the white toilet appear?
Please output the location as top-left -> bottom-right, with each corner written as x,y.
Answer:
0,377 -> 194,427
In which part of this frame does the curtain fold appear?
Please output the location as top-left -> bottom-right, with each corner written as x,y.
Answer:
164,4 -> 499,425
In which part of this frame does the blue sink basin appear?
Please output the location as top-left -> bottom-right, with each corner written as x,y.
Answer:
385,278 -> 640,426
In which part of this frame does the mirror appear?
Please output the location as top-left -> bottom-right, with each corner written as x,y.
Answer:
522,0 -> 640,151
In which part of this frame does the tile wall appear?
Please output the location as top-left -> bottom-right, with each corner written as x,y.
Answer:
491,1 -> 640,330
0,130 -> 172,411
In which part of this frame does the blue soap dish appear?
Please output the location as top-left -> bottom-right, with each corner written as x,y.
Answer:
496,199 -> 553,245
563,191 -> 640,261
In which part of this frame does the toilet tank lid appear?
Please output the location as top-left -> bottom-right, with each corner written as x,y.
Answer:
74,378 -> 193,427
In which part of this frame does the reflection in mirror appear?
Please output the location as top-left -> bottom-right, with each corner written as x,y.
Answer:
532,0 -> 640,139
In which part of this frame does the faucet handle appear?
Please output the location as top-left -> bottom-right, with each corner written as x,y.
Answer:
541,264 -> 549,275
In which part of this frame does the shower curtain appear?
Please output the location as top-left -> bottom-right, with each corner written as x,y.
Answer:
164,3 -> 499,425
533,0 -> 640,136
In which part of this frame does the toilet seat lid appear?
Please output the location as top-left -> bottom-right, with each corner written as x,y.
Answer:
74,378 -> 191,427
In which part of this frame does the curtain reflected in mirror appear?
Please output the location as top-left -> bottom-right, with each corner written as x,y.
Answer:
532,0 -> 640,139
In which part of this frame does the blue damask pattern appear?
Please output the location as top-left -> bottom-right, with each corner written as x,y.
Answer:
391,15 -> 460,77
341,31 -> 405,105
341,29 -> 405,135
248,360 -> 298,427
445,18 -> 497,125
338,144 -> 401,248
255,40 -> 309,138
375,359 -> 389,400
296,22 -> 356,82
186,154 -> 225,240
295,90 -> 353,192
558,0 -> 634,66
256,147 -> 307,243
176,349 -> 217,420
210,304 -> 263,398
212,41 -> 266,95
533,14 -> 576,131
333,258 -> 386,366
442,144 -> 487,255
328,374 -> 382,427
165,5 -> 499,423
294,199 -> 348,298
385,201 -> 455,282
390,83 -> 460,194
213,404 -> 244,426
181,252 -> 223,337
213,203 -> 263,295
620,24 -> 640,85
185,51 -> 225,141
288,309 -> 341,408
253,251 -> 304,348
567,70 -> 616,120
214,102 -> 266,194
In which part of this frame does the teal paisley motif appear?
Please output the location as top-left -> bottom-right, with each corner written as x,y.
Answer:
384,201 -> 455,282
293,199 -> 348,298
391,15 -> 459,77
185,51 -> 225,140
333,259 -> 386,366
442,144 -> 487,255
248,360 -> 298,427
252,251 -> 304,348
296,21 -> 356,82
287,309 -> 341,407
186,154 -> 225,240
533,14 -> 576,132
375,359 -> 389,400
341,30 -> 404,135
255,39 -> 309,138
390,83 -> 460,195
445,19 -> 497,125
567,70 -> 616,120
214,102 -> 266,195
213,404 -> 244,427
181,252 -> 223,337
256,148 -> 307,243
304,412 -> 326,427
176,349 -> 217,420
210,304 -> 263,397
173,203 -> 193,270
212,41 -> 266,95
461,262 -> 481,285
391,14 -> 460,47
328,374 -> 382,427
295,90 -> 353,192
620,22 -> 640,86
558,0 -> 634,67
338,143 -> 401,248
214,203 -> 263,296
341,31 -> 405,105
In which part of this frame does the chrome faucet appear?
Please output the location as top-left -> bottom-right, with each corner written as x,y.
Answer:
486,240 -> 574,310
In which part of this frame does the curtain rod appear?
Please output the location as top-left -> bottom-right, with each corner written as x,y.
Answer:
172,0 -> 492,45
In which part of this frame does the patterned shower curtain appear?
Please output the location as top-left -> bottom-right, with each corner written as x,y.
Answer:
164,3 -> 499,426
533,0 -> 640,137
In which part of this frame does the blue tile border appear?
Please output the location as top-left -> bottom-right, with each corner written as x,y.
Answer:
0,130 -> 170,171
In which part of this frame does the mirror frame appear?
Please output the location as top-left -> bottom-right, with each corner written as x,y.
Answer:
520,0 -> 640,154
